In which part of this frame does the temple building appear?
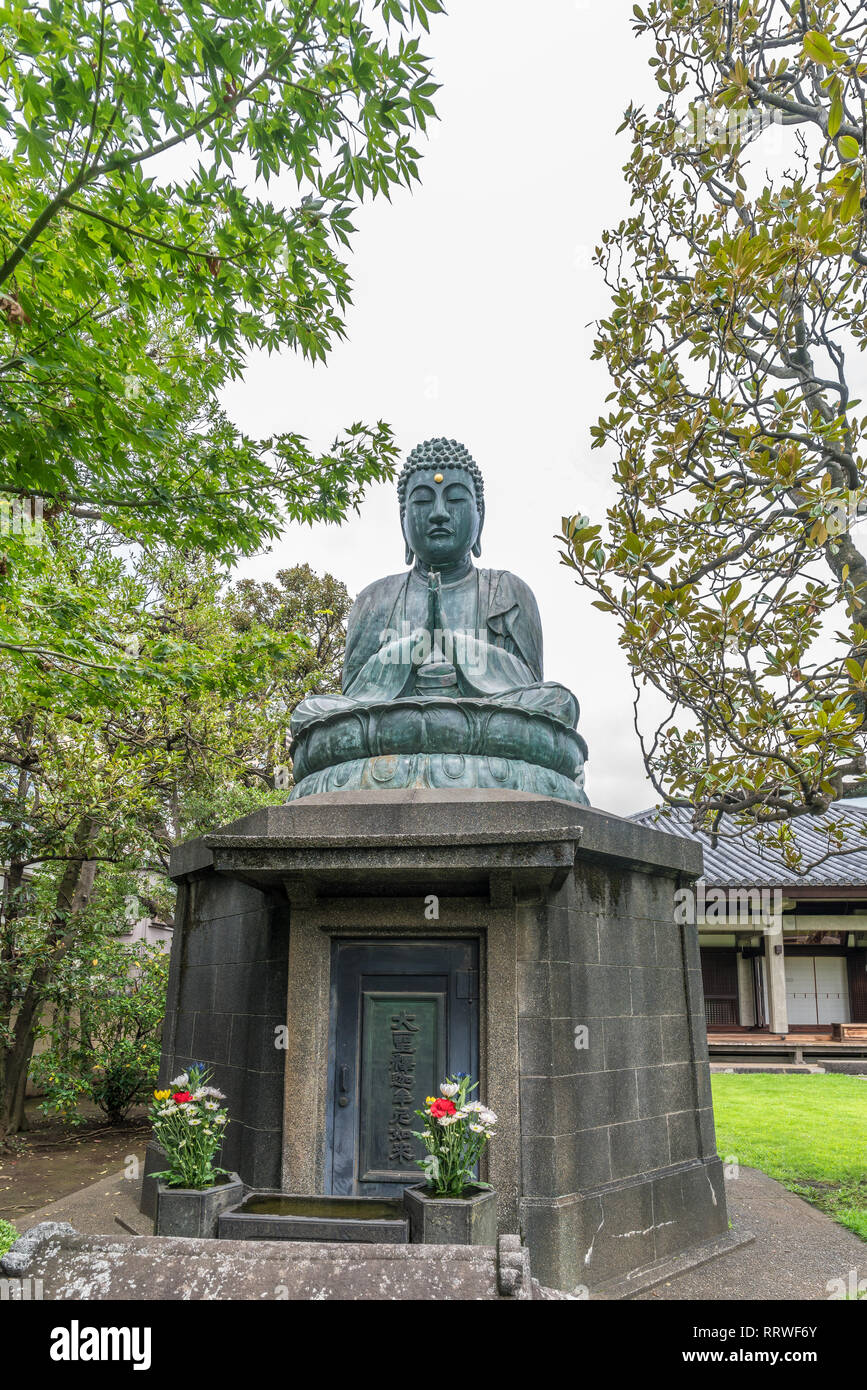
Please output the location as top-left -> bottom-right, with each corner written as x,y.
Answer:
632,804 -> 867,1065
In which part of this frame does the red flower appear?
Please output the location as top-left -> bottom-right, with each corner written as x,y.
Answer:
429,1097 -> 456,1119
172,1091 -> 193,1104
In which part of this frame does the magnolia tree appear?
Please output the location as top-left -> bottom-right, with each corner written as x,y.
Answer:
561,0 -> 867,861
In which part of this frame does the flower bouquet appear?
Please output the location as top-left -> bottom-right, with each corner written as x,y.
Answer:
149,1064 -> 230,1190
413,1073 -> 497,1197
404,1073 -> 499,1244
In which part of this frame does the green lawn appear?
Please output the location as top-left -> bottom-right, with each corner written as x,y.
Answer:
711,1072 -> 867,1240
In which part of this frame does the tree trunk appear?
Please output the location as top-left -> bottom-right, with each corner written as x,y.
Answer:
0,820 -> 97,1144
11,1059 -> 29,1133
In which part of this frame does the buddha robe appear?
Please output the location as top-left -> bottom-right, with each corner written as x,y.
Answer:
291,565 -> 581,735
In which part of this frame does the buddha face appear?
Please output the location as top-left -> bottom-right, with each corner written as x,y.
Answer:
403,467 -> 482,568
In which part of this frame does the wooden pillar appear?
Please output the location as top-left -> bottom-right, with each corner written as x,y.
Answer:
765,926 -> 789,1034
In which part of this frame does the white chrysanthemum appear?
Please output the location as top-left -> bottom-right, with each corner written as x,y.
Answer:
480,1109 -> 497,1125
463,1101 -> 484,1112
198,1086 -> 225,1100
439,1082 -> 460,1098
170,1072 -> 189,1088
204,1100 -> 219,1111
438,1114 -> 460,1126
470,1122 -> 485,1133
187,1118 -> 202,1127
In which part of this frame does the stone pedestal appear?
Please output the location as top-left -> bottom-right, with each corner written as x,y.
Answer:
143,789 -> 729,1293
403,1185 -> 498,1246
154,1173 -> 243,1239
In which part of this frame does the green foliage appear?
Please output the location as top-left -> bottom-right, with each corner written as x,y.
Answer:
0,1217 -> 18,1256
0,550 -> 351,1134
225,563 -> 352,700
560,0 -> 867,858
1,547 -> 351,877
712,1073 -> 867,1240
32,934 -> 169,1124
0,0 -> 436,1138
0,0 -> 442,681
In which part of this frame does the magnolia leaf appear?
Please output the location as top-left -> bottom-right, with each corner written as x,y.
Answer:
838,133 -> 861,160
804,30 -> 841,67
829,92 -> 843,136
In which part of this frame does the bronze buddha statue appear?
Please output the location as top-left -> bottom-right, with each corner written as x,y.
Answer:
288,438 -> 589,804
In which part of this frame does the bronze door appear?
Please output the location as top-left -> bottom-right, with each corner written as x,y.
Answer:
327,940 -> 479,1196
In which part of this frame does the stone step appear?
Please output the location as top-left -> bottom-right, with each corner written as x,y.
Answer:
710,1062 -> 822,1074
1,1223 -> 535,1301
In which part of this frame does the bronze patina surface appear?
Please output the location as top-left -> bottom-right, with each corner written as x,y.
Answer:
289,438 -> 589,803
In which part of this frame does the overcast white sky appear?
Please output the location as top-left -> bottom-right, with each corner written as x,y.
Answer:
223,0 -> 663,814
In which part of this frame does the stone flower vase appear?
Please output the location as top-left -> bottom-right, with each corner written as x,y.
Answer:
154,1172 -> 244,1239
403,1184 -> 497,1246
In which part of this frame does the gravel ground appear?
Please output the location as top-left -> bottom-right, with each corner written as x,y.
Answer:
637,1165 -> 867,1300
11,1161 -> 866,1300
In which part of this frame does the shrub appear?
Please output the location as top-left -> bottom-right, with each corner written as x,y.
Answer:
32,939 -> 169,1124
0,1219 -> 19,1258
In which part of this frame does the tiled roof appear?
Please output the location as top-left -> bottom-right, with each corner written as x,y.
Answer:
630,803 -> 867,889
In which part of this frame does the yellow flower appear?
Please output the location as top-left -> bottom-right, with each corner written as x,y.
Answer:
153,1089 -> 171,1101
424,1097 -> 436,1106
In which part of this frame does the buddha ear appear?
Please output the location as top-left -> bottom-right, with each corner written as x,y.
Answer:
471,508 -> 484,558
401,516 -> 413,566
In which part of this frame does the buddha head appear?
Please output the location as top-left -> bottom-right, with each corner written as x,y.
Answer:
398,438 -> 485,569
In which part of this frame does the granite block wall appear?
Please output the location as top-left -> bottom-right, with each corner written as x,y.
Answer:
141,873 -> 289,1213
518,859 -> 727,1292
142,793 -> 726,1294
